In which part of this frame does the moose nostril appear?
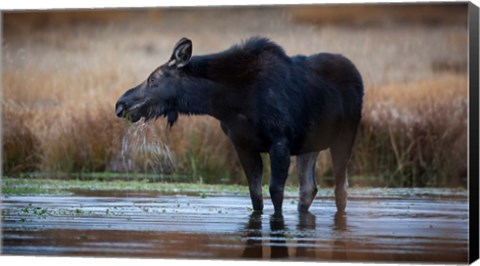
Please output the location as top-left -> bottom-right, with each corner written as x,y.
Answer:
115,102 -> 125,117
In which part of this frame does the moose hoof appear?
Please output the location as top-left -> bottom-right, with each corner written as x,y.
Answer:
297,204 -> 310,213
335,188 -> 348,212
251,209 -> 263,215
252,202 -> 264,213
297,187 -> 318,213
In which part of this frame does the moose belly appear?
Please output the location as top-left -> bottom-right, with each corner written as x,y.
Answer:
220,115 -> 337,154
220,116 -> 269,152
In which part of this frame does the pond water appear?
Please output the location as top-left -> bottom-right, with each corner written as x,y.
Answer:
1,191 -> 468,263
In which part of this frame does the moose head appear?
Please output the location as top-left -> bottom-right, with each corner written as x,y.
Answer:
115,38 -> 193,126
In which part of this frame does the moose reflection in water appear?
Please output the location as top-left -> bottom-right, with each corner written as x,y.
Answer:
241,211 -> 348,259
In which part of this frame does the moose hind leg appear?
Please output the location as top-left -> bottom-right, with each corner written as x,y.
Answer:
296,152 -> 319,212
330,130 -> 356,212
235,147 -> 264,212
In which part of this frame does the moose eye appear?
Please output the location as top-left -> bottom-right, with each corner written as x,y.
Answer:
148,76 -> 156,83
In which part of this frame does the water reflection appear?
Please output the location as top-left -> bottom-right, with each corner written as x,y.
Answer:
241,212 -> 290,259
332,211 -> 348,260
242,212 -> 263,258
296,211 -> 317,258
242,211 -> 350,260
269,213 -> 289,259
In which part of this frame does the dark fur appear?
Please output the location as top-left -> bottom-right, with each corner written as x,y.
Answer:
116,37 -> 364,213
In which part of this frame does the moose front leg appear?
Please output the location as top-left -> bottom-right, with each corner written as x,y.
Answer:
269,139 -> 291,214
235,147 -> 264,212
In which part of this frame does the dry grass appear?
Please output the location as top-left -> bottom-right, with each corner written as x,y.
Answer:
355,74 -> 467,186
290,3 -> 467,27
2,100 -> 40,172
1,5 -> 469,187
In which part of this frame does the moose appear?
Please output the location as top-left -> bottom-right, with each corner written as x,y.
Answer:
115,37 -> 364,214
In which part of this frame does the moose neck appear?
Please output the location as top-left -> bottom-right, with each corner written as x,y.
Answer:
175,79 -> 214,116
175,56 -> 250,120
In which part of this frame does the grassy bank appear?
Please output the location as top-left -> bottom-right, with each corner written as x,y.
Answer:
1,177 -> 467,198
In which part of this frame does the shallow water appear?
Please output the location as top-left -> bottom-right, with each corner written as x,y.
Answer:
1,191 -> 468,263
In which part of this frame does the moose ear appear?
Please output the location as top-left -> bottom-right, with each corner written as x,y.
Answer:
169,37 -> 192,68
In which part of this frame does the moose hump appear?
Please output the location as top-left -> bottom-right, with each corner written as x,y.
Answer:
183,37 -> 291,86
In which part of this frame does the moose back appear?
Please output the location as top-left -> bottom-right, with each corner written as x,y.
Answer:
115,37 -> 364,214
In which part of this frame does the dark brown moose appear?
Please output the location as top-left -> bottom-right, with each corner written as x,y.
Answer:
115,37 -> 364,214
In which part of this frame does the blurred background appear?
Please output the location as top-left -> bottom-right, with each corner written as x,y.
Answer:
2,3 -> 468,187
